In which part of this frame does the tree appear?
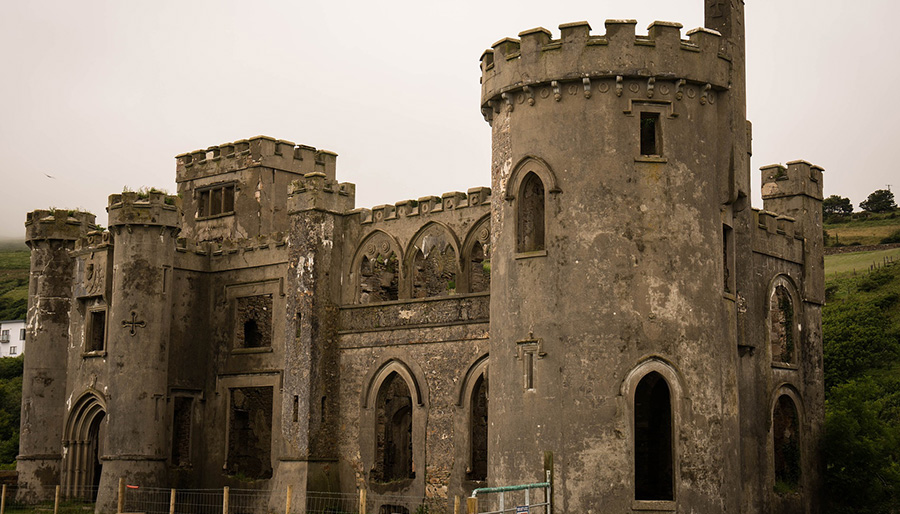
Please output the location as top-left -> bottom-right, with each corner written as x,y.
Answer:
823,195 -> 853,216
860,189 -> 897,213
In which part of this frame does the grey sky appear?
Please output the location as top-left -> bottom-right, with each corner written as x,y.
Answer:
2,1 -> 897,240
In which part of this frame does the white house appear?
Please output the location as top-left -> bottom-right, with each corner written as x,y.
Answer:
0,320 -> 25,357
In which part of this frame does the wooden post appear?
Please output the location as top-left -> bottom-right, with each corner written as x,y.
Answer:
1,484 -> 7,514
53,485 -> 60,514
466,497 -> 478,514
453,496 -> 459,514
285,485 -> 293,514
169,489 -> 176,514
223,486 -> 229,514
358,488 -> 366,514
117,478 -> 125,514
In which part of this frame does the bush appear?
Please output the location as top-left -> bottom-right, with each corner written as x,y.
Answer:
881,229 -> 900,245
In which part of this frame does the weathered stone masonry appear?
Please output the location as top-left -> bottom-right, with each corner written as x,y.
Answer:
19,2 -> 824,514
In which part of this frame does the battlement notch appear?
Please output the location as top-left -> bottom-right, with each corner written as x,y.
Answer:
25,209 -> 97,243
760,160 -> 824,202
107,191 -> 181,228
176,136 -> 338,183
353,187 -> 491,225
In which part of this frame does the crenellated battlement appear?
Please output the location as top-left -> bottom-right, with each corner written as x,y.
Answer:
287,173 -> 356,214
175,232 -> 288,257
351,187 -> 490,225
480,20 -> 728,119
25,209 -> 97,243
107,191 -> 181,228
175,136 -> 338,183
751,208 -> 804,263
760,160 -> 824,201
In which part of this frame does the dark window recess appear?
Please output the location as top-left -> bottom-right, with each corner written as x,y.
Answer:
723,224 -> 734,294
468,374 -> 488,481
197,184 -> 235,218
19,328 -> 25,340
770,285 -> 795,363
773,395 -> 801,492
634,372 -> 674,501
470,241 -> 490,293
517,172 -> 546,253
227,387 -> 273,479
171,397 -> 193,467
374,372 -> 414,482
413,245 -> 458,298
235,294 -> 273,349
87,310 -> 106,352
640,112 -> 660,156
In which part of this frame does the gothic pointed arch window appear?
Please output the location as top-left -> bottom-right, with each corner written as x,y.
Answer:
517,172 -> 545,253
468,372 -> 489,481
409,224 -> 459,298
769,277 -> 799,365
773,394 -> 801,492
360,253 -> 399,303
634,371 -> 674,501
374,371 -> 414,481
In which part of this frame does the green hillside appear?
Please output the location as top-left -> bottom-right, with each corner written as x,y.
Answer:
0,250 -> 28,321
823,253 -> 900,512
825,211 -> 900,247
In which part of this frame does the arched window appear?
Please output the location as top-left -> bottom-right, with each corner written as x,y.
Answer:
374,371 -> 413,481
517,172 -> 545,253
468,373 -> 488,481
634,372 -> 674,501
773,395 -> 800,492
469,241 -> 490,293
360,253 -> 399,303
770,283 -> 796,363
412,245 -> 457,298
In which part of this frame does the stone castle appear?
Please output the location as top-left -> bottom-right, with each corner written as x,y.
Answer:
19,2 -> 825,513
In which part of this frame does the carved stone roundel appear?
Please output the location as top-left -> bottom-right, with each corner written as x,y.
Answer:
380,242 -> 390,253
598,82 -> 609,93
366,243 -> 376,255
629,83 -> 640,93
568,84 -> 578,95
659,84 -> 670,95
687,87 -> 696,99
708,92 -> 716,104
540,88 -> 550,99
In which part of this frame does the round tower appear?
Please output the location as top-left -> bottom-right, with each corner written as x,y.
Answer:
481,18 -> 746,512
95,191 -> 181,511
19,210 -> 96,500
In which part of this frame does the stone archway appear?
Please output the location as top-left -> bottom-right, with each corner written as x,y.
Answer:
62,392 -> 106,499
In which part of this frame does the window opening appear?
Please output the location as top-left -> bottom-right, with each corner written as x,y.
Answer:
770,285 -> 795,363
413,245 -> 458,298
640,112 -> 660,156
517,172 -> 545,253
359,253 -> 399,303
470,241 -> 491,293
171,397 -> 193,467
87,310 -> 106,352
723,224 -> 733,294
0,330 -> 8,343
468,374 -> 488,481
227,387 -> 273,479
197,184 -> 235,219
773,395 -> 800,492
292,395 -> 299,423
374,372 -> 413,482
19,329 -> 25,341
235,294 -> 273,349
9,347 -> 16,356
634,371 -> 674,501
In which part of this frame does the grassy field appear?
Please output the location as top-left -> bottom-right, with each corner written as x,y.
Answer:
825,247 -> 900,278
825,212 -> 900,246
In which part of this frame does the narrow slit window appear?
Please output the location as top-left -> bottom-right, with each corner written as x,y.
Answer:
723,224 -> 734,294
641,112 -> 660,156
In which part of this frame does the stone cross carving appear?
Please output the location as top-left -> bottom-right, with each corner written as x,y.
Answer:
122,311 -> 146,336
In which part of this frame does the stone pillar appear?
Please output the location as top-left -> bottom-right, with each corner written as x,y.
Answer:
95,191 -> 181,512
268,173 -> 354,510
19,210 -> 96,501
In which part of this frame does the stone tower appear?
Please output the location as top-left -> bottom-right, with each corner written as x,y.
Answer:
480,1 -> 822,513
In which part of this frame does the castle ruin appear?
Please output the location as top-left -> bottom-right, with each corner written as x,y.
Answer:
19,2 -> 824,513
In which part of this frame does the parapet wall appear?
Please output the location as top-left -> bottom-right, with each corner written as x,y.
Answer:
287,173 -> 356,214
760,160 -> 824,201
352,187 -> 490,225
752,208 -> 803,264
176,136 -> 338,183
480,20 -> 729,111
107,191 -> 181,228
25,210 -> 96,242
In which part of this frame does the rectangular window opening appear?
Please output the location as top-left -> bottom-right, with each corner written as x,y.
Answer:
723,224 -> 734,294
292,395 -> 299,423
197,184 -> 235,219
172,396 -> 193,467
87,310 -> 106,352
19,328 -> 25,341
640,112 -> 660,156
9,347 -> 16,356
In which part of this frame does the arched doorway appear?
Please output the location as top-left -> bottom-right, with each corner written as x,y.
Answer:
62,392 -> 107,499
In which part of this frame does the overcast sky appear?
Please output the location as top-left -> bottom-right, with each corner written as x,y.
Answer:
1,1 -> 898,240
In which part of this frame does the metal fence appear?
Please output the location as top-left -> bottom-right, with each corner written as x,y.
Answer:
467,473 -> 551,514
0,484 -> 98,514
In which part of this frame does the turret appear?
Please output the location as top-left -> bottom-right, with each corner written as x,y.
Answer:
19,210 -> 96,500
269,173 -> 354,508
94,191 -> 181,512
